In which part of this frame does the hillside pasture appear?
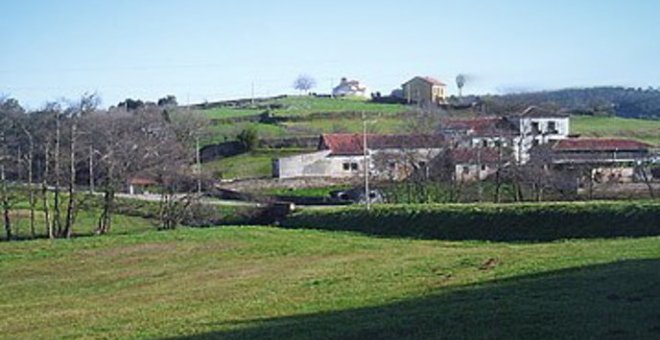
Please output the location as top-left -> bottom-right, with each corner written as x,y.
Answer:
203,148 -> 313,180
0,226 -> 658,339
571,115 -> 660,145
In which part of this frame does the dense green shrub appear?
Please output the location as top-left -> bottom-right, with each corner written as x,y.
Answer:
282,201 -> 660,241
237,128 -> 259,152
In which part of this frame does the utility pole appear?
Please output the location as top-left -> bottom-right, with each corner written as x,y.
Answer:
89,145 -> 94,194
330,78 -> 335,98
477,143 -> 483,202
196,136 -> 202,195
251,82 -> 255,105
363,116 -> 370,210
407,84 -> 412,104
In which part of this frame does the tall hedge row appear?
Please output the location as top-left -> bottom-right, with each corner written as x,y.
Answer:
281,201 -> 660,242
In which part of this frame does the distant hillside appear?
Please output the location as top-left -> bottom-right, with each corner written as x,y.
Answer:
478,87 -> 660,119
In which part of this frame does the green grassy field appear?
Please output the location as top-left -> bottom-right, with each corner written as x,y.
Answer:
204,123 -> 289,145
282,116 -> 408,135
199,96 -> 410,120
203,149 -> 313,179
263,185 -> 352,197
202,107 -> 264,120
572,115 -> 660,145
269,96 -> 408,117
1,226 -> 658,339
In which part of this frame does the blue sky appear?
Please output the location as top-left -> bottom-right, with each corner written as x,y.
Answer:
2,0 -> 659,108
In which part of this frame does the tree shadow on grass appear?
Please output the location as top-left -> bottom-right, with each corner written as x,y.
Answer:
167,259 -> 660,340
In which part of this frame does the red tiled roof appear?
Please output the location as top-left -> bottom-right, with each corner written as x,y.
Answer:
421,76 -> 446,86
128,177 -> 158,186
404,76 -> 447,86
554,138 -> 651,151
517,106 -> 569,118
441,117 -> 514,136
449,148 -> 502,164
320,134 -> 446,156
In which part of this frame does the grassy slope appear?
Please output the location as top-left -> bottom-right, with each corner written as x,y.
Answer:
270,96 -> 408,117
203,123 -> 288,145
202,97 -> 659,144
0,227 -> 658,339
572,115 -> 660,145
282,116 -> 406,135
200,96 -> 409,120
203,149 -> 313,179
203,107 -> 263,119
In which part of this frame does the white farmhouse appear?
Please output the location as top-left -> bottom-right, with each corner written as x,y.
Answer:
332,78 -> 370,98
508,106 -> 571,163
274,134 -> 445,180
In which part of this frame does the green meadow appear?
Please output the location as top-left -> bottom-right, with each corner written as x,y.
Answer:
1,226 -> 658,339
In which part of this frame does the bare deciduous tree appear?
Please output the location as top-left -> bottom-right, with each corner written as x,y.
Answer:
293,75 -> 316,94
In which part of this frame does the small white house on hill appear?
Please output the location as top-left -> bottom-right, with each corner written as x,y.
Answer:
332,78 -> 370,98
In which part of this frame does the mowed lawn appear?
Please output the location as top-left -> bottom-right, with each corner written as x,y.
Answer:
1,227 -> 659,339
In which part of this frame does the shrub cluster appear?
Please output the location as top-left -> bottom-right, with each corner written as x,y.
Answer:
282,201 -> 660,242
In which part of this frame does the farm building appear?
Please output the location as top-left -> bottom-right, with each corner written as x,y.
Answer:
449,148 -> 503,182
332,78 -> 370,98
273,134 -> 445,180
439,107 -> 571,163
548,138 -> 653,184
273,109 -> 655,184
402,76 -> 448,104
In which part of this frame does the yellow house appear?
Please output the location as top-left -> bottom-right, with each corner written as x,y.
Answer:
402,76 -> 447,104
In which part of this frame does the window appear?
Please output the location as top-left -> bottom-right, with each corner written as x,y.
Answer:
343,162 -> 359,171
462,166 -> 470,175
481,164 -> 487,171
547,121 -> 557,134
482,140 -> 489,148
531,122 -> 540,134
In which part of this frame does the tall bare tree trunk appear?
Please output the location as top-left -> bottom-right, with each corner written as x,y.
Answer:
19,126 -> 37,238
97,164 -> 114,235
64,123 -> 76,238
89,145 -> 94,194
1,163 -> 11,241
1,131 -> 11,241
42,142 -> 53,239
639,165 -> 656,199
494,143 -> 504,203
27,138 -> 35,238
53,115 -> 62,237
97,188 -> 114,235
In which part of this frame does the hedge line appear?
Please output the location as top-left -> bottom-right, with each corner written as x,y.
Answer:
281,201 -> 660,242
